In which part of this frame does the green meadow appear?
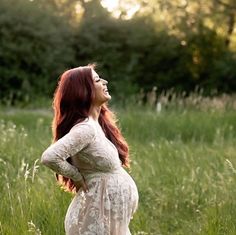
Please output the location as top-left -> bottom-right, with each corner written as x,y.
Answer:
0,104 -> 236,235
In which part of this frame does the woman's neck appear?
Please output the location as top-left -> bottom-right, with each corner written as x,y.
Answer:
89,105 -> 101,121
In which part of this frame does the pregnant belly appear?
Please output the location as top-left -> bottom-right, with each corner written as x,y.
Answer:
65,169 -> 138,235
83,168 -> 139,218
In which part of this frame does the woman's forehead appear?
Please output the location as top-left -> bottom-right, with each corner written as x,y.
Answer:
92,69 -> 99,79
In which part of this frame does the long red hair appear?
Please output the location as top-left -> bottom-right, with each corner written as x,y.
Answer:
52,66 -> 129,192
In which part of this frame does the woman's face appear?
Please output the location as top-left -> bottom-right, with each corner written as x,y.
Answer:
92,69 -> 111,106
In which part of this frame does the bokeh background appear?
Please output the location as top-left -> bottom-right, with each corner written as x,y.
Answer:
1,1 -> 236,235
1,0 -> 236,105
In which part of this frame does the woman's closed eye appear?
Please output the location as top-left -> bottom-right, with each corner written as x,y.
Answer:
94,76 -> 101,82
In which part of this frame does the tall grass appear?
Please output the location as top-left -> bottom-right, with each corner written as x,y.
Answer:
0,98 -> 236,234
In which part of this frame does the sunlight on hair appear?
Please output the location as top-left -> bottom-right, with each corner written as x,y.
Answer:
101,0 -> 140,20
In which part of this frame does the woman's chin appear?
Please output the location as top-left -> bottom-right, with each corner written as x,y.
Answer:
104,93 -> 111,101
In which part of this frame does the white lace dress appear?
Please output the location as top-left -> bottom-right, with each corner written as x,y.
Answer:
41,117 -> 139,235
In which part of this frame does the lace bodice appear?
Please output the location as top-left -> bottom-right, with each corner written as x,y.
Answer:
41,117 -> 138,235
41,117 -> 122,181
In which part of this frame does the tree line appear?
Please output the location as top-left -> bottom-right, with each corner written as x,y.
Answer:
1,0 -> 236,104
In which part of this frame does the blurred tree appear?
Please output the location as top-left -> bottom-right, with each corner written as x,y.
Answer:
213,0 -> 236,47
0,0 -> 236,105
132,0 -> 236,92
35,0 -> 82,22
0,0 -> 75,103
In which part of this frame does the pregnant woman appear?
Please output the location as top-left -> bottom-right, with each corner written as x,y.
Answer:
41,65 -> 139,235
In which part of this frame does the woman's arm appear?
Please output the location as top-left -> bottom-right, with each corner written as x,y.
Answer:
41,122 -> 95,182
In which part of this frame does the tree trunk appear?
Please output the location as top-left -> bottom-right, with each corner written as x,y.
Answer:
225,11 -> 235,47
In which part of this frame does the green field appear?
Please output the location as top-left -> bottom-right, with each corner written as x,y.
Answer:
0,106 -> 236,235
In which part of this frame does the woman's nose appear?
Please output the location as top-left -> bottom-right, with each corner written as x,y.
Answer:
102,79 -> 108,85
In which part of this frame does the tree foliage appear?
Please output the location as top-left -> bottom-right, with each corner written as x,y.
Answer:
0,0 -> 74,103
0,0 -> 236,104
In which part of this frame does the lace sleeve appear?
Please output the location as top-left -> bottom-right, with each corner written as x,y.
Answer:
41,121 -> 95,181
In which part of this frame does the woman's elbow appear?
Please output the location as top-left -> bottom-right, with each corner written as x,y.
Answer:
41,151 -> 52,166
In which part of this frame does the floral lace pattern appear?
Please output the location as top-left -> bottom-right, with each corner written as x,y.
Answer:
41,118 -> 139,235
